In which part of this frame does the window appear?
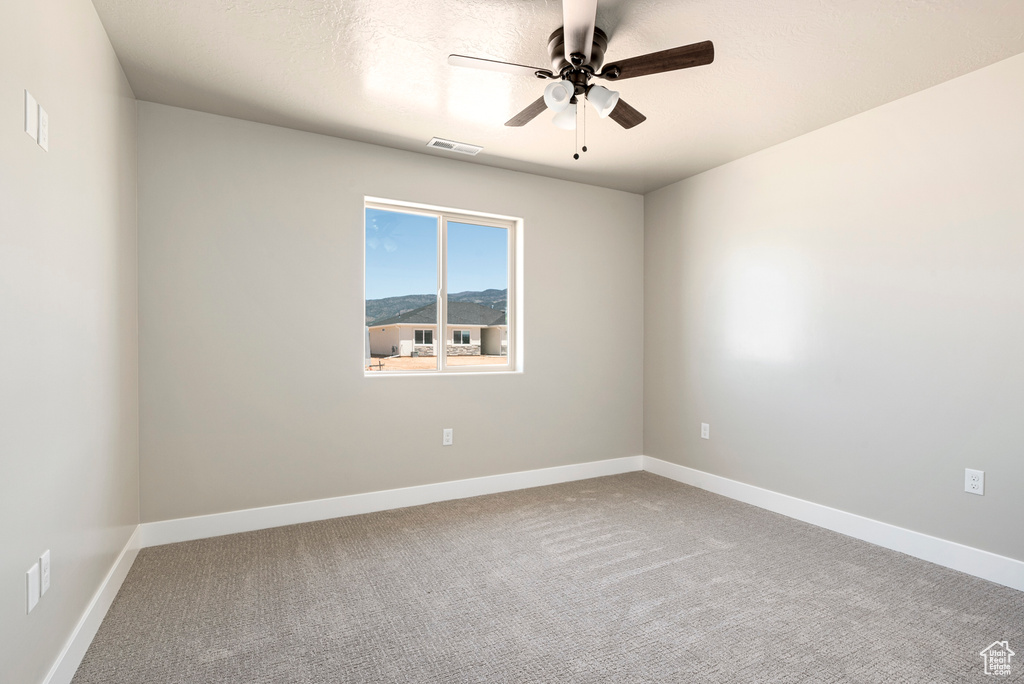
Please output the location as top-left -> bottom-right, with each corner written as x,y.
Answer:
365,199 -> 517,373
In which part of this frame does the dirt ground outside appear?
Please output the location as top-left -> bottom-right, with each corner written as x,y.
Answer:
366,355 -> 509,372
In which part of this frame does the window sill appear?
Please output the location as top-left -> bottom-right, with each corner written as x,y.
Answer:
363,369 -> 522,378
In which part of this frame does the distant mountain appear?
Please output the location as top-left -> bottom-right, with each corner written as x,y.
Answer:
449,288 -> 508,310
365,294 -> 435,325
366,289 -> 507,325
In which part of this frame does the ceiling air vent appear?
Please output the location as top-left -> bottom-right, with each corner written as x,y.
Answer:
426,137 -> 483,156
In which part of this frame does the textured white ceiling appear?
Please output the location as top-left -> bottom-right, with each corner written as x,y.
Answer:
91,0 -> 1024,193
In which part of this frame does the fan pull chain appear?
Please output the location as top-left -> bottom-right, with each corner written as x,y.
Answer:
573,104 -> 579,160
582,98 -> 588,154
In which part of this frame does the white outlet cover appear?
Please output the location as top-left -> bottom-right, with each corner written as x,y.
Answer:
701,423 -> 710,439
24,90 -> 38,141
40,550 -> 50,595
442,428 -> 453,446
964,468 -> 985,496
27,563 -> 40,613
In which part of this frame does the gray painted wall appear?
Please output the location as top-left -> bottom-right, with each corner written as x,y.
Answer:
644,53 -> 1024,562
0,0 -> 139,682
137,102 -> 644,523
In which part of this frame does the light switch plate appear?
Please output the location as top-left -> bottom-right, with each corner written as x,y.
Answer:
25,90 -> 38,141
40,550 -> 50,595
37,105 -> 49,151
27,563 -> 40,613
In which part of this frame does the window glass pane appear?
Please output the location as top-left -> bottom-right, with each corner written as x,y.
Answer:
424,330 -> 432,345
446,222 -> 509,367
365,208 -> 438,372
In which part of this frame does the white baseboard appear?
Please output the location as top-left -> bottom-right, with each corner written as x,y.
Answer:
136,452 -> 1022,591
43,525 -> 141,684
141,456 -> 644,547
642,456 -> 1024,592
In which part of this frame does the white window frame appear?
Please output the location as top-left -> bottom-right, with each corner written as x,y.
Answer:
364,197 -> 520,375
452,330 -> 471,345
414,329 -> 433,346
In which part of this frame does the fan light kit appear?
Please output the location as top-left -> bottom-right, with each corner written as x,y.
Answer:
587,85 -> 619,118
552,103 -> 577,130
448,0 -> 714,158
543,81 -> 575,112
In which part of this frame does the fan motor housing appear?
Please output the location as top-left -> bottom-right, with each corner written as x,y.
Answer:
548,27 -> 608,75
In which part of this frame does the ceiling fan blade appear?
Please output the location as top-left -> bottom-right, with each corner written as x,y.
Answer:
505,97 -> 548,127
599,40 -> 714,80
562,0 -> 597,65
608,98 -> 646,129
448,54 -> 553,79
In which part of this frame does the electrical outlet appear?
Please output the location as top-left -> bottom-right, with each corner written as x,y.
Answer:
27,563 -> 40,613
40,550 -> 50,595
701,423 -> 710,440
442,428 -> 453,446
964,468 -> 984,496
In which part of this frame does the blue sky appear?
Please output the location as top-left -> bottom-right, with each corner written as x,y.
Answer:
365,208 -> 508,300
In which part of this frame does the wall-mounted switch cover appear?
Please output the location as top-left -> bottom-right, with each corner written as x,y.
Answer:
40,550 -> 50,595
701,423 -> 710,439
25,90 -> 38,141
27,563 -> 40,613
964,468 -> 984,496
37,105 -> 49,151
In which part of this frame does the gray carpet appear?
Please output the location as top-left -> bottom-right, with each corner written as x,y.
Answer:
73,472 -> 1023,683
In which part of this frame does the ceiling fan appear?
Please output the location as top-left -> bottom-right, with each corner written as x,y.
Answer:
448,0 -> 714,133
